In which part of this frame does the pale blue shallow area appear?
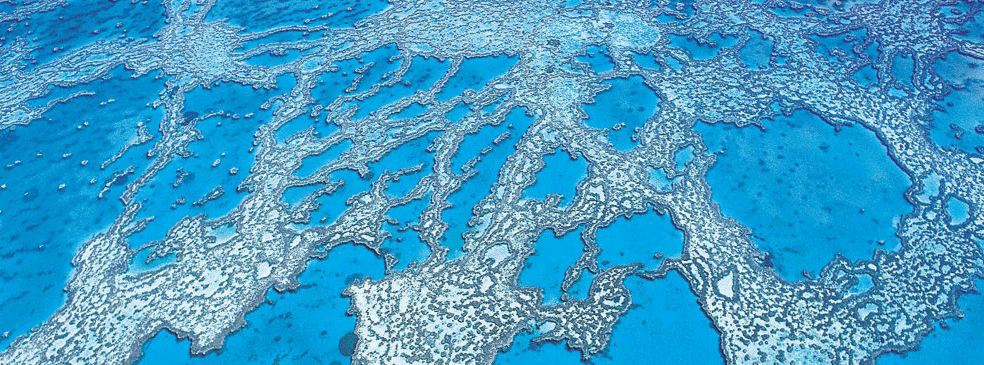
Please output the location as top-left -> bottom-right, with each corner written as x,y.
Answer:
739,29 -> 774,70
668,33 -> 738,60
877,280 -> 984,365
947,196 -> 971,226
205,0 -> 389,31
697,110 -> 912,281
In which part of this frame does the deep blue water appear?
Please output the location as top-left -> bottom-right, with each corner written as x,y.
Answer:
697,110 -> 912,281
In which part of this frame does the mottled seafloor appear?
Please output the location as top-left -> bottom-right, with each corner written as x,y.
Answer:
1,0 -> 983,364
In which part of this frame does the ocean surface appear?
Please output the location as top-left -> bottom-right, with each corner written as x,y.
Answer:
1,0 -> 982,364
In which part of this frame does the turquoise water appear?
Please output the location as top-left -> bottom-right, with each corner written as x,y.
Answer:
289,169 -> 373,229
0,66 -> 164,346
351,56 -> 448,120
519,228 -> 585,305
381,196 -> 431,271
593,273 -> 723,365
435,55 -> 518,102
288,127 -> 440,229
929,51 -> 984,156
595,208 -> 684,271
509,205 -> 719,363
129,77 -> 294,248
350,45 -> 403,95
582,76 -> 660,150
136,244 -> 385,365
577,45 -> 615,73
697,110 -> 913,281
632,50 -> 664,71
6,0 -> 164,71
877,280 -> 984,365
292,140 -> 353,180
442,107 -> 535,256
499,273 -> 722,365
521,149 -> 587,203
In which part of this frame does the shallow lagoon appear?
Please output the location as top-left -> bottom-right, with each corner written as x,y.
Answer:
697,110 -> 912,281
